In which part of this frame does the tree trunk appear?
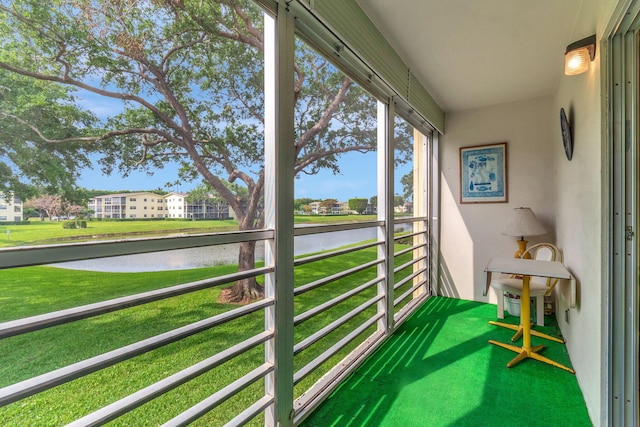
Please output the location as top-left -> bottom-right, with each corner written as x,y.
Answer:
219,240 -> 264,304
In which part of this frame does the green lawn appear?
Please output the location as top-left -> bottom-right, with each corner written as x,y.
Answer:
0,240 -> 417,426
0,219 -> 239,248
0,215 -> 379,248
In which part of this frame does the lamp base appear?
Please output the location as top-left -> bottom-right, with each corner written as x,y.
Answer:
514,239 -> 531,259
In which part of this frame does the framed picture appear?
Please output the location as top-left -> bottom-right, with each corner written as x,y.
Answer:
459,142 -> 507,203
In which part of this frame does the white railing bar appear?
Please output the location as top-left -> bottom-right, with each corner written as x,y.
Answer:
0,298 -> 274,407
394,242 -> 428,258
66,331 -> 273,427
394,280 -> 427,307
292,221 -> 382,237
393,216 -> 428,225
161,363 -> 273,427
294,294 -> 383,355
294,241 -> 381,266
0,229 -> 274,270
0,266 -> 273,339
224,395 -> 274,427
393,254 -> 427,274
293,259 -> 382,297
393,230 -> 423,241
293,312 -> 383,385
393,269 -> 423,290
294,277 -> 384,326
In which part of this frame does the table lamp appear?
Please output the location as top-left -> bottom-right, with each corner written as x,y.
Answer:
501,207 -> 546,259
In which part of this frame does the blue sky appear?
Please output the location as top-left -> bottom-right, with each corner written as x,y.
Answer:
78,151 -> 411,201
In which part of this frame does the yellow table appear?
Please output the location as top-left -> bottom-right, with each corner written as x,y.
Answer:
483,257 -> 575,373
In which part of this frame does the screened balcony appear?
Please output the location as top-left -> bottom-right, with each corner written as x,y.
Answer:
3,0 -> 636,425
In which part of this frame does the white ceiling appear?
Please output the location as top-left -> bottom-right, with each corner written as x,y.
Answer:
358,0 -> 591,113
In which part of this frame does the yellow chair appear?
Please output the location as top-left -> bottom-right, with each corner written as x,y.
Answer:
490,243 -> 562,326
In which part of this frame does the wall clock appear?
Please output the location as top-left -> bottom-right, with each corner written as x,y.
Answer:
560,108 -> 573,160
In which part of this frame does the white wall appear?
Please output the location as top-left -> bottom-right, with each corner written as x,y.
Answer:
552,0 -> 620,424
439,96 -> 556,303
553,60 -> 604,427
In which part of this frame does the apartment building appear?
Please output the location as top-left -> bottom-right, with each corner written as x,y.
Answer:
308,200 -> 350,215
88,192 -> 166,219
164,192 -> 230,219
88,191 -> 230,220
0,195 -> 23,222
164,192 -> 187,219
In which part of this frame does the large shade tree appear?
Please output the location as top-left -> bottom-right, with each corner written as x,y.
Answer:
0,71 -> 95,199
0,0 -> 409,302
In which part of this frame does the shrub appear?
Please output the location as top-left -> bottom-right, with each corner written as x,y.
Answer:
62,220 -> 87,229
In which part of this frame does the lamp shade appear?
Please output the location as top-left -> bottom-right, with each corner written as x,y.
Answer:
501,207 -> 546,238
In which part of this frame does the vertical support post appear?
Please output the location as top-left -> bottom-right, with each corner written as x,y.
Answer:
609,32 -> 625,427
264,8 -> 295,427
609,30 -> 640,427
622,31 -> 638,427
430,133 -> 440,296
377,99 -> 394,332
607,25 -> 640,425
412,129 -> 428,297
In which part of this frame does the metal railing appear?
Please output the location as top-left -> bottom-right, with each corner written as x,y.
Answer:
290,217 -> 430,421
0,218 -> 430,425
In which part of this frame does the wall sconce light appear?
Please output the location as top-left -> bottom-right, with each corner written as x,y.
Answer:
564,35 -> 596,76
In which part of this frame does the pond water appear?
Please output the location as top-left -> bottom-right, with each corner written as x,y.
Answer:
54,224 -> 411,272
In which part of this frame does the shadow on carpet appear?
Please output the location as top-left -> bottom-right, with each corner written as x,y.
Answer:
301,296 -> 592,427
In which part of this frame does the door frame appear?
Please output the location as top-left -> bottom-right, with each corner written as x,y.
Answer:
606,2 -> 640,425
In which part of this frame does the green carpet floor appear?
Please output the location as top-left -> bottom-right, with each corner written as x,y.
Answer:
302,296 -> 592,427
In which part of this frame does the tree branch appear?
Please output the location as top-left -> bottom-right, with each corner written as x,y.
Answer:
2,112 -> 180,147
0,61 -> 187,134
295,77 -> 352,155
134,145 -> 149,167
160,32 -> 208,72
0,5 -> 65,44
168,0 -> 264,51
294,62 -> 305,100
231,3 -> 264,49
294,144 -> 374,175
2,112 -> 94,144
242,170 -> 264,230
313,60 -> 334,99
228,168 -> 255,189
228,85 -> 264,123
